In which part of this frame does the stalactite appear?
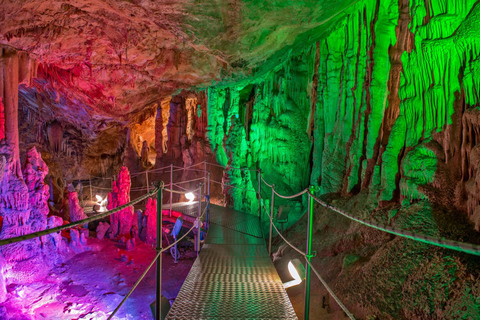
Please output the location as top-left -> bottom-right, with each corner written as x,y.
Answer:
0,99 -> 4,141
0,47 -> 21,177
155,102 -> 164,161
185,97 -> 196,141
46,120 -> 63,155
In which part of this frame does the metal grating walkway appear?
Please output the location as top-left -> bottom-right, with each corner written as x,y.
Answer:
165,204 -> 298,319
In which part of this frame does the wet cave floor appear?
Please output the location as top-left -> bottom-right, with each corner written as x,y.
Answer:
0,238 -> 196,320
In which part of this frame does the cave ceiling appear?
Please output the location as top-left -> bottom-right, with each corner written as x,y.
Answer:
1,0 -> 355,135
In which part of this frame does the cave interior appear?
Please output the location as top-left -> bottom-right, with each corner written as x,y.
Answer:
1,0 -> 480,319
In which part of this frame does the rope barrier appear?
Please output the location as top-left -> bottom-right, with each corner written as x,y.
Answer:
207,162 -> 258,172
108,200 -> 208,319
304,259 -> 356,320
180,168 -> 205,173
210,179 -> 257,193
171,177 -> 204,184
0,186 -> 160,247
172,183 -> 188,191
261,176 -> 274,188
261,197 -> 354,318
163,185 -> 202,195
90,186 -> 113,191
89,174 -> 114,180
273,188 -> 308,199
262,202 -> 306,256
107,250 -> 162,320
129,165 -> 175,177
309,191 -> 480,256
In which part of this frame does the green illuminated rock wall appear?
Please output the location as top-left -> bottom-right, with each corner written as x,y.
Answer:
203,1 -> 480,317
206,0 -> 480,224
206,49 -> 315,217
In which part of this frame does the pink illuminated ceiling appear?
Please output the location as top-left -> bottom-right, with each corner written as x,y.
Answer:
0,0 -> 355,127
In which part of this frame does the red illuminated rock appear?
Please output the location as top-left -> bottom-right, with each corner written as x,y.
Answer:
107,166 -> 134,238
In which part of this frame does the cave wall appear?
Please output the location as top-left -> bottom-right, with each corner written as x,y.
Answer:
205,0 -> 480,225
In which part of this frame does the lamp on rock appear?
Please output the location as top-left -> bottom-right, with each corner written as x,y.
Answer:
185,192 -> 195,203
283,259 -> 305,289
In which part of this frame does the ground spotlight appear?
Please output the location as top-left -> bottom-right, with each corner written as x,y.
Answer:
185,192 -> 195,203
283,258 -> 305,289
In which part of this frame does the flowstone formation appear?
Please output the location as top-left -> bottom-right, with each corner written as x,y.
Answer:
0,146 -> 78,303
143,197 -> 157,245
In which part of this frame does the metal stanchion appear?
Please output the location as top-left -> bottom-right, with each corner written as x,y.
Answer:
304,186 -> 315,320
268,184 -> 275,256
146,171 -> 150,193
155,184 -> 163,320
170,164 -> 173,217
258,170 -> 262,224
196,184 -> 202,256
205,195 -> 210,231
204,161 -> 207,196
89,175 -> 93,203
207,171 -> 210,197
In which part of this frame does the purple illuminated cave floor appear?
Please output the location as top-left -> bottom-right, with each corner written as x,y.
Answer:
0,238 -> 196,320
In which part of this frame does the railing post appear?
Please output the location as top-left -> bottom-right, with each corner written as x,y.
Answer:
89,175 -> 93,203
304,186 -> 315,320
204,161 -> 207,196
207,171 -> 210,197
268,184 -> 275,256
196,184 -> 202,256
258,169 -> 262,224
145,171 -> 150,193
170,164 -> 173,217
79,180 -> 84,207
155,184 -> 163,320
205,194 -> 210,231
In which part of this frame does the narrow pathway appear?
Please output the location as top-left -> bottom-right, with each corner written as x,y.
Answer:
166,204 -> 298,319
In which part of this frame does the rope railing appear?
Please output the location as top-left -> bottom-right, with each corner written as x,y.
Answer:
261,196 -> 354,319
305,259 -> 355,320
261,202 -> 306,256
0,186 -> 161,247
3,163 -> 211,319
256,170 -> 480,318
273,188 -> 308,199
172,183 -> 188,191
108,202 -> 208,320
308,191 -> 480,256
207,161 -> 258,172
164,185 -> 202,195
210,179 -> 257,193
259,175 -> 480,256
170,177 -> 204,185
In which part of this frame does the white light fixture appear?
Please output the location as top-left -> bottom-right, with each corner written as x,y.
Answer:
283,259 -> 305,289
95,194 -> 108,212
185,192 -> 195,203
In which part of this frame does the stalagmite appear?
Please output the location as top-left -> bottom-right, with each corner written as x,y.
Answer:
47,120 -> 63,155
68,190 -> 87,225
144,197 -> 157,245
155,103 -> 164,161
107,166 -> 134,238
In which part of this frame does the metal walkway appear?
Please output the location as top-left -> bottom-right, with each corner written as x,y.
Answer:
165,204 -> 298,319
